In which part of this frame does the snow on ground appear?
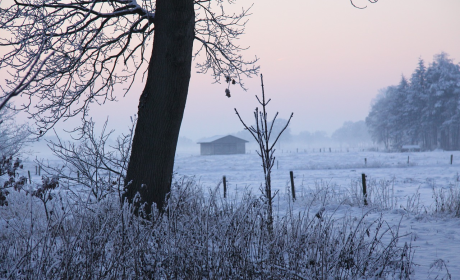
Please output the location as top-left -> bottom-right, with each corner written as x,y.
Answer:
173,150 -> 460,278
11,149 -> 460,278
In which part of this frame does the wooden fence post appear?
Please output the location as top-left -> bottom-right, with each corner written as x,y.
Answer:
362,173 -> 368,206
451,155 -> 453,165
407,156 -> 410,165
290,171 -> 295,201
223,176 -> 227,198
364,158 -> 367,167
38,166 -> 41,176
28,170 -> 31,184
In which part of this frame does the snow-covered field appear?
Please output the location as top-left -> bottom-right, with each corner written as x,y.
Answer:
3,148 -> 460,278
174,150 -> 460,278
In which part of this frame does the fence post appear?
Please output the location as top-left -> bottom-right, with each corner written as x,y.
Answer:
362,173 -> 368,206
223,176 -> 227,198
28,170 -> 31,184
290,171 -> 296,201
35,166 -> 37,175
407,156 -> 410,165
38,166 -> 41,176
364,158 -> 367,167
277,160 -> 279,170
451,155 -> 453,165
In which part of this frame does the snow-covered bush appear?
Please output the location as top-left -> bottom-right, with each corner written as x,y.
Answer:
0,155 -> 25,206
0,177 -> 414,279
347,177 -> 397,210
432,183 -> 460,217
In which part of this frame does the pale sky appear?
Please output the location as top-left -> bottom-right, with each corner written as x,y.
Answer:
8,0 -> 460,141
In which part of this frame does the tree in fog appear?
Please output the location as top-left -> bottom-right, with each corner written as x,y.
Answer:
366,53 -> 460,151
332,120 -> 371,146
295,130 -> 331,146
426,53 -> 460,150
0,0 -> 258,213
366,89 -> 392,149
0,109 -> 31,157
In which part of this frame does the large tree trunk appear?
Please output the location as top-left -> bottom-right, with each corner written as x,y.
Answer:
123,0 -> 194,214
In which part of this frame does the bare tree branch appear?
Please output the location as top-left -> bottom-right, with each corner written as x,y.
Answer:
0,0 -> 257,133
350,0 -> 378,9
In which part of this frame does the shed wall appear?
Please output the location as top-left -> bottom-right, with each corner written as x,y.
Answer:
200,142 -> 246,155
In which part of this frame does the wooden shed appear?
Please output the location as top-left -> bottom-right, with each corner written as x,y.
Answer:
197,135 -> 249,155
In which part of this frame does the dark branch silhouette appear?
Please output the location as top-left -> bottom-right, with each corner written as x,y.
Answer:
0,0 -> 258,132
350,0 -> 378,9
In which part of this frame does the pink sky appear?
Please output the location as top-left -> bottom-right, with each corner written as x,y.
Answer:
8,0 -> 460,141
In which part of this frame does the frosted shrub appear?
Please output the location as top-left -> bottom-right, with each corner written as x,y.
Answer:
432,183 -> 460,217
347,177 -> 397,210
0,177 -> 415,279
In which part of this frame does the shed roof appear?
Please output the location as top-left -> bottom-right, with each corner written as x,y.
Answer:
197,135 -> 249,144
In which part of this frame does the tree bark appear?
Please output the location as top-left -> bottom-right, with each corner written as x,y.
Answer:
123,0 -> 194,214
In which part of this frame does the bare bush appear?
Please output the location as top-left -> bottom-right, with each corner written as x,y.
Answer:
37,117 -> 135,203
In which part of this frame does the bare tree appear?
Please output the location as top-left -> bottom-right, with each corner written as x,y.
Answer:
0,0 -> 258,213
235,74 -> 293,231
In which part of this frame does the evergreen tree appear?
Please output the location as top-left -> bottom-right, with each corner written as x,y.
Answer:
366,53 -> 460,151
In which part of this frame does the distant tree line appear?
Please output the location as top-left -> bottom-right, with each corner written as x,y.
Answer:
366,53 -> 460,151
232,119 -> 372,148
